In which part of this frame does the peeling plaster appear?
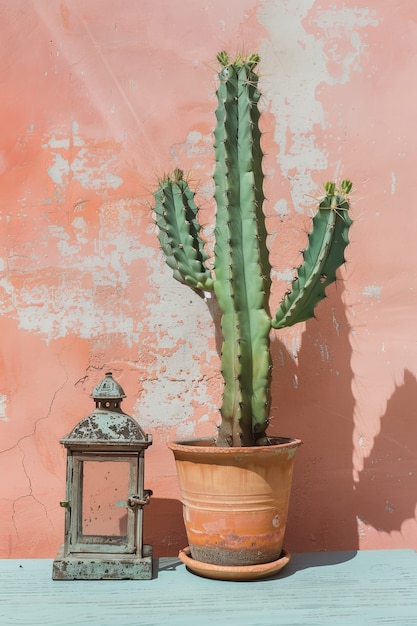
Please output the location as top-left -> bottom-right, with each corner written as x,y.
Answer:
362,285 -> 382,301
44,122 -> 123,192
258,1 -> 378,211
169,130 -> 213,171
135,257 -> 218,433
315,6 -> 378,81
272,267 -> 295,283
0,201 -> 155,344
0,393 -> 8,421
274,198 -> 289,218
332,310 -> 340,335
391,171 -> 396,195
319,342 -> 330,363
277,332 -> 302,362
356,515 -> 369,540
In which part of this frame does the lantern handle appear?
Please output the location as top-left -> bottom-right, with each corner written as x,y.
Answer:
127,490 -> 153,509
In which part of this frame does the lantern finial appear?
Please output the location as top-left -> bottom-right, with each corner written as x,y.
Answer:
91,371 -> 126,400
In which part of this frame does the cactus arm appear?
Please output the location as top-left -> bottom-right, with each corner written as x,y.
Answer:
153,169 -> 214,294
213,56 -> 272,446
272,181 -> 352,330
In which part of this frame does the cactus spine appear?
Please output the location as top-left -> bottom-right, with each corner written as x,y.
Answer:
154,52 -> 352,447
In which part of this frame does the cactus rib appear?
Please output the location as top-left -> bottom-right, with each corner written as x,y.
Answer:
154,169 -> 213,294
272,183 -> 352,330
213,59 -> 271,446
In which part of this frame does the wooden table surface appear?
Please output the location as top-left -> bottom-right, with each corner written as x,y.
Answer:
1,550 -> 416,625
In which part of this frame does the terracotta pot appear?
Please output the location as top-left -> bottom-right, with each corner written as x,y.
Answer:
168,436 -> 301,568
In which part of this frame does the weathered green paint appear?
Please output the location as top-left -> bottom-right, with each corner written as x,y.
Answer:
52,545 -> 153,580
53,373 -> 153,580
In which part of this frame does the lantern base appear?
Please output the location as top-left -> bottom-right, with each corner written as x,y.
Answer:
52,544 -> 153,580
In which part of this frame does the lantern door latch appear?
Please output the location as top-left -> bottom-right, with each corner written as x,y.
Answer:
127,489 -> 153,509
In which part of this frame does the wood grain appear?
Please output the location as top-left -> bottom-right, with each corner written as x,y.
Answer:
1,550 -> 416,625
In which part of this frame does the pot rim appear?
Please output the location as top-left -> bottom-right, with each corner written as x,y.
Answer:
168,435 -> 302,454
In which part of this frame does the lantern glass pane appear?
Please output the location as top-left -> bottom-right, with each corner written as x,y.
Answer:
82,460 -> 130,537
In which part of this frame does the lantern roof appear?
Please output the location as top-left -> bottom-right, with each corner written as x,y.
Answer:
60,372 -> 152,450
60,411 -> 151,449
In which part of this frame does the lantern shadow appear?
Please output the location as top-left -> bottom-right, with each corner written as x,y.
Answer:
143,497 -> 187,559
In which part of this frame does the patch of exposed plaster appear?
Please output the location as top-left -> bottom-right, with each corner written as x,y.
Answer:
277,332 -> 302,362
362,285 -> 382,301
316,7 -> 378,81
272,267 -> 295,283
385,500 -> 395,514
134,256 -> 218,431
48,152 -> 69,186
44,122 -> 122,192
71,147 -> 123,190
356,515 -> 369,539
391,172 -> 396,195
274,198 -> 289,219
319,342 -> 330,363
175,421 -> 198,439
332,309 -> 340,335
258,1 -> 378,212
169,130 -> 213,172
0,201 -> 155,344
0,393 -> 8,421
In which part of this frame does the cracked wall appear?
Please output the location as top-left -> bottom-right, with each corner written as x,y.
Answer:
1,0 -> 417,558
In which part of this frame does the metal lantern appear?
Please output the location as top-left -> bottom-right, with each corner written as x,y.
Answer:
53,372 -> 153,580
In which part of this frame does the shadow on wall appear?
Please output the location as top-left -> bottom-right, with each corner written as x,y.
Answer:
355,369 -> 417,536
144,286 -> 359,555
143,297 -> 417,555
270,285 -> 359,552
144,498 -> 187,558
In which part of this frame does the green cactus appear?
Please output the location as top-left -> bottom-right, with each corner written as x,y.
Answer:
154,52 -> 352,447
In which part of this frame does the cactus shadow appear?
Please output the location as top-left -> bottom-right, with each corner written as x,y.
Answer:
269,285 -> 359,552
207,290 -> 417,550
354,369 -> 417,535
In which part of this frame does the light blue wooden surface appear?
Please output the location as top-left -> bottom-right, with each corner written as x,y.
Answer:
1,550 -> 416,625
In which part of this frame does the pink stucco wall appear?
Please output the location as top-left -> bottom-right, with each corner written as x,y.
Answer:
1,0 -> 416,558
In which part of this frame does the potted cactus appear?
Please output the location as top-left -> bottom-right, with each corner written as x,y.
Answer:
153,51 -> 352,580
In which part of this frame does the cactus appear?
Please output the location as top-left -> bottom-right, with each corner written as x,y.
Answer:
153,52 -> 352,447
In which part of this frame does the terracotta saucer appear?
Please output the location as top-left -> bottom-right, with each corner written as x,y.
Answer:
178,547 -> 291,581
